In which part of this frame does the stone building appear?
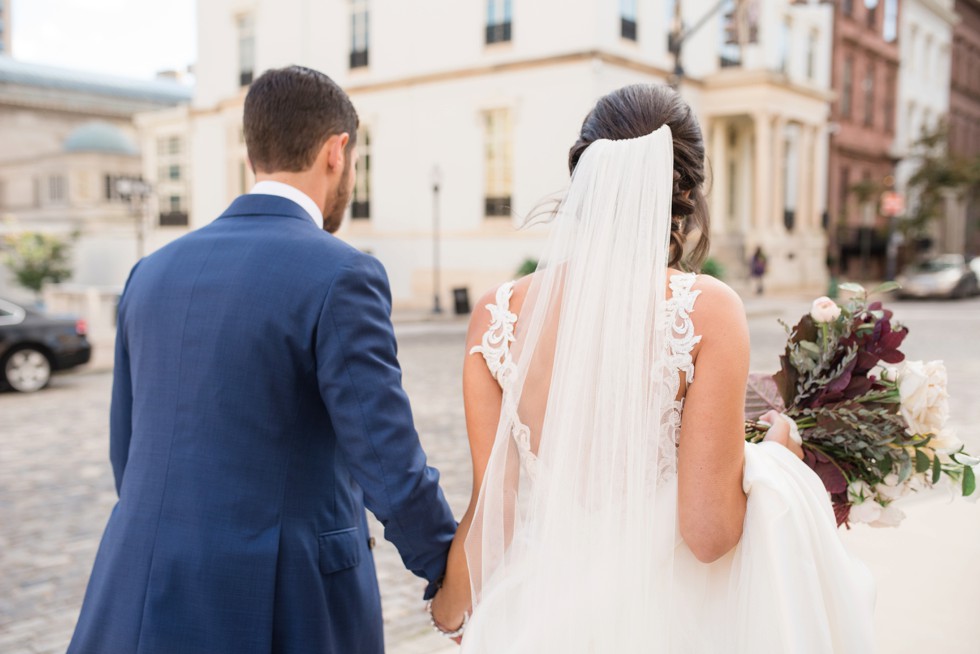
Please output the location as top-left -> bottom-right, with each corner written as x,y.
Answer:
186,0 -> 836,308
949,0 -> 980,255
0,56 -> 190,300
0,0 -> 10,56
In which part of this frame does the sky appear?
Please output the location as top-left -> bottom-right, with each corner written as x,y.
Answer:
10,0 -> 197,81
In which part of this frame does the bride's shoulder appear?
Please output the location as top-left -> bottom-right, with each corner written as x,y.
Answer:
685,273 -> 747,335
466,275 -> 532,342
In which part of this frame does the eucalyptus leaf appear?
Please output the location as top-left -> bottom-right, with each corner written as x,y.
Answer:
839,282 -> 866,294
963,466 -> 977,497
872,281 -> 901,295
898,457 -> 913,484
915,449 -> 931,473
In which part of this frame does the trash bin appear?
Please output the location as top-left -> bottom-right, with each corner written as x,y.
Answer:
453,287 -> 471,315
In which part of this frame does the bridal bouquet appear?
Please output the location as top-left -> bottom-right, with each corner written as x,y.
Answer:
745,283 -> 979,527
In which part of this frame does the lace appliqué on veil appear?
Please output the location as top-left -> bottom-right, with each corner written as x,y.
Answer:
658,273 -> 702,484
470,282 -> 537,478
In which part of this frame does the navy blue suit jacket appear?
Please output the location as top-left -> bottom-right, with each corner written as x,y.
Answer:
68,194 -> 457,654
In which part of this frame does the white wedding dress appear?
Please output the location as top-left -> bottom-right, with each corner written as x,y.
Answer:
460,126 -> 876,653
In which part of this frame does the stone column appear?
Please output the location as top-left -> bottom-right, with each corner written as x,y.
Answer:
752,112 -> 771,233
797,123 -> 815,232
770,115 -> 787,233
710,117 -> 727,236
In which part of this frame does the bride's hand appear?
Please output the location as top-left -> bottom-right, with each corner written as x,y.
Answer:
429,589 -> 467,645
759,410 -> 804,460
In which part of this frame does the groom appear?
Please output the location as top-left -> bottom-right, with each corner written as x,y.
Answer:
68,66 -> 457,654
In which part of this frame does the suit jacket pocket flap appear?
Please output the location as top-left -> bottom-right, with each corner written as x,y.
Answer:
318,528 -> 361,575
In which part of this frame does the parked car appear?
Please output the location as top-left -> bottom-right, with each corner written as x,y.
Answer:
0,298 -> 92,392
895,254 -> 980,299
971,256 -> 980,284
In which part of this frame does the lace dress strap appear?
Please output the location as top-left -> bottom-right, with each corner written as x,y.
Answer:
666,272 -> 702,388
470,281 -> 518,389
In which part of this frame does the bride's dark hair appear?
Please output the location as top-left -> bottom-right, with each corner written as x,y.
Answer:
568,84 -> 710,270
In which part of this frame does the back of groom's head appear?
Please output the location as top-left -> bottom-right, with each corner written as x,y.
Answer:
243,66 -> 359,175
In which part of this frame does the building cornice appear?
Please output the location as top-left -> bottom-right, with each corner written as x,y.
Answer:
701,67 -> 835,105
916,0 -> 962,25
342,50 -> 680,95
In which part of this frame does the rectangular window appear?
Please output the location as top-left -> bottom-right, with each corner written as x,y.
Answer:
806,30 -> 817,80
168,136 -> 182,155
841,56 -> 853,119
884,69 -> 895,133
350,0 -> 369,69
839,166 -> 850,218
351,128 -> 371,219
486,0 -> 512,45
484,109 -> 512,218
169,165 -> 181,181
48,175 -> 67,203
620,0 -> 637,41
778,18 -> 791,74
719,0 -> 741,68
866,1 -> 877,30
238,14 -> 255,87
842,0 -> 853,18
883,0 -> 898,42
863,63 -> 874,128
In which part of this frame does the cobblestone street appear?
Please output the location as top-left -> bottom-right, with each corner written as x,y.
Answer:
2,295 -> 979,653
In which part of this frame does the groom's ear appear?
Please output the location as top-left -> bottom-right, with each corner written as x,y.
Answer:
321,133 -> 351,173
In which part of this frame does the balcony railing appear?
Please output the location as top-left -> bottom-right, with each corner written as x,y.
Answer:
485,196 -> 511,217
159,211 -> 189,227
351,200 -> 370,219
350,49 -> 369,69
486,22 -> 512,45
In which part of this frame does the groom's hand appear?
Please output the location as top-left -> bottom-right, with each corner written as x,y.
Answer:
759,410 -> 804,459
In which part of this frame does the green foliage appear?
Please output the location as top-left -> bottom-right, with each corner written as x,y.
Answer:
906,122 -> 980,242
699,257 -> 724,280
516,258 -> 538,277
1,232 -> 74,298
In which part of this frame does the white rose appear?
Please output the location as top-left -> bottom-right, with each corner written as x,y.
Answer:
849,499 -> 883,524
810,296 -> 842,323
870,503 -> 906,528
874,473 -> 908,502
898,360 -> 949,436
931,428 -> 964,455
847,480 -> 875,504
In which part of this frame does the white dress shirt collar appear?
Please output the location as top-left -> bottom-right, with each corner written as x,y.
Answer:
249,180 -> 324,230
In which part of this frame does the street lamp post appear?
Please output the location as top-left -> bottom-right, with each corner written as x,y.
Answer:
431,166 -> 443,315
668,0 -> 731,89
115,177 -> 153,260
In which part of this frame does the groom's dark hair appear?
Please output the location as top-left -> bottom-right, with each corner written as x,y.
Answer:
243,66 -> 359,174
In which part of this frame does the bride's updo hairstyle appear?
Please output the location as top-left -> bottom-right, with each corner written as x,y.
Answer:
568,84 -> 710,270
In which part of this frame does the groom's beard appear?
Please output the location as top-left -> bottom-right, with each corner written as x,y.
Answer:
323,161 -> 353,234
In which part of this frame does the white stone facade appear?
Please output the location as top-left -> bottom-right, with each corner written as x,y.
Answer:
189,0 -> 836,308
893,0 -> 959,253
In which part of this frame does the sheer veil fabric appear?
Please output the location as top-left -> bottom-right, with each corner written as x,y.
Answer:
461,124 -> 876,653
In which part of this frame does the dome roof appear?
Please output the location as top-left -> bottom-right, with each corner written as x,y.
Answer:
64,122 -> 139,156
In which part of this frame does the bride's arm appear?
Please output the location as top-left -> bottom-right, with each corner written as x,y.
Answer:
429,289 -> 504,631
677,277 -> 750,563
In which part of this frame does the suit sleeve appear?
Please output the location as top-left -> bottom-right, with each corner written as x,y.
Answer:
316,254 -> 457,597
109,262 -> 140,495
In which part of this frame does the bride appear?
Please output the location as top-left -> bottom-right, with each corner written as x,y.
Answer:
428,84 -> 875,652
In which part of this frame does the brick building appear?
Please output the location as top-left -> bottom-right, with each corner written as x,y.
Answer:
827,0 -> 901,278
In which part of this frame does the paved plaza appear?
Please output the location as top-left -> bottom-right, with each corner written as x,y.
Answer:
2,294 -> 979,653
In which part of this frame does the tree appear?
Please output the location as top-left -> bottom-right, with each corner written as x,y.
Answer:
905,122 -> 980,243
1,232 -> 75,300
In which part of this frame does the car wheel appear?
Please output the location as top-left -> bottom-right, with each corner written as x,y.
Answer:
2,346 -> 52,393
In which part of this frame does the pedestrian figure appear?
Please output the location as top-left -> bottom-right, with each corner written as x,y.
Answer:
750,246 -> 767,295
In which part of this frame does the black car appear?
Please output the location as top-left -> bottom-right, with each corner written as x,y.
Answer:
0,298 -> 92,392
